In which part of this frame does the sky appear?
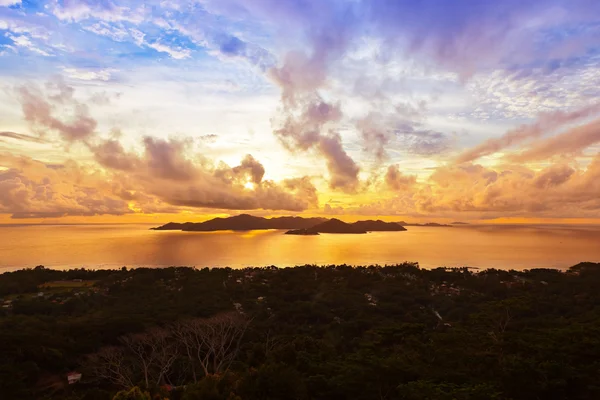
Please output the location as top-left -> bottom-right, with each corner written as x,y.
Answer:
1,0 -> 600,224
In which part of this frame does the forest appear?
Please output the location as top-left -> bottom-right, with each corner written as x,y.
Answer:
1,262 -> 600,400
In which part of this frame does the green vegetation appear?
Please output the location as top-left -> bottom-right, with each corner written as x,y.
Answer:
1,262 -> 600,399
41,281 -> 97,289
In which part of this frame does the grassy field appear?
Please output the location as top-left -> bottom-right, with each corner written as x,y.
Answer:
39,280 -> 97,289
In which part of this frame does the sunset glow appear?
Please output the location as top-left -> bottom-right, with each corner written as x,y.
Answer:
1,0 -> 600,224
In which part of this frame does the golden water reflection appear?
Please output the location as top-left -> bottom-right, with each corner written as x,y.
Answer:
0,224 -> 599,271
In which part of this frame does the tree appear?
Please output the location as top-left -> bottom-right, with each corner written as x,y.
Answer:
173,312 -> 249,379
112,386 -> 152,400
87,346 -> 134,389
120,328 -> 178,388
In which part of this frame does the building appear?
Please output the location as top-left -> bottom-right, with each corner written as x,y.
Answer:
67,372 -> 82,384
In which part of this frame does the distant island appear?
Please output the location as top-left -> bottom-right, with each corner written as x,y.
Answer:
152,214 -> 453,234
402,222 -> 453,227
153,214 -> 406,234
286,218 -> 407,235
152,214 -> 327,232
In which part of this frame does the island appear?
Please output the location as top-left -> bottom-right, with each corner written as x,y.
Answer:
152,214 -> 465,235
286,219 -> 407,234
152,214 -> 327,232
284,228 -> 320,235
402,222 -> 453,227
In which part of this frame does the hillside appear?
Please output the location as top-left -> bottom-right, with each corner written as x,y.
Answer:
2,263 -> 600,400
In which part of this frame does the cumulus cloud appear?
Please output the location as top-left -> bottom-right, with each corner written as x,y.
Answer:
414,158 -> 600,217
385,165 -> 417,191
6,79 -> 320,216
0,153 -> 132,218
89,137 -> 319,212
341,154 -> 600,219
91,139 -> 140,171
272,82 -> 359,192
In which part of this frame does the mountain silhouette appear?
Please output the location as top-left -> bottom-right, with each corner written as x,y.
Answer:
152,214 -> 327,232
154,215 -> 409,234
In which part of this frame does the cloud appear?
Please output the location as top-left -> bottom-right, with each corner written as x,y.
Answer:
89,136 -> 319,212
318,134 -> 360,191
344,154 -> 600,218
457,104 -> 600,163
0,153 -> 133,218
195,0 -> 600,176
413,158 -> 600,217
51,0 -> 144,23
395,126 -> 451,156
273,92 -> 359,192
207,0 -> 600,75
7,79 -> 319,215
231,154 -> 265,184
209,34 -> 276,71
62,67 -> 116,81
15,78 -> 97,142
507,118 -> 600,162
324,203 -> 344,215
91,139 -> 140,171
464,63 -> 600,120
82,21 -> 129,41
0,131 -> 47,143
0,136 -> 320,218
160,6 -> 277,70
385,165 -> 417,191
6,34 -> 51,56
0,0 -> 21,7
147,41 -> 191,59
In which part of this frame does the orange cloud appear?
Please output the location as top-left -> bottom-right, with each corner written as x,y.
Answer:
385,165 -> 417,191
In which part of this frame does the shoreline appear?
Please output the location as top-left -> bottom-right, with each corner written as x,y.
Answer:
0,262 -> 580,274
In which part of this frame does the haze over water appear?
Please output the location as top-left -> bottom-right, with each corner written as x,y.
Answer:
1,224 -> 599,272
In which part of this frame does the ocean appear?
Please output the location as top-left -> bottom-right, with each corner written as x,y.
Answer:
1,223 -> 599,271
